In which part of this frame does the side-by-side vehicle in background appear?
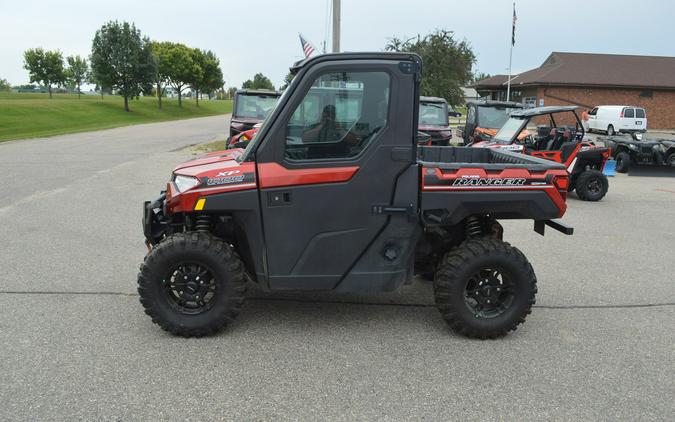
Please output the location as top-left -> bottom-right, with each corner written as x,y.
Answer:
229,89 -> 281,138
418,96 -> 453,146
458,100 -> 526,145
471,106 -> 611,201
140,53 -> 574,340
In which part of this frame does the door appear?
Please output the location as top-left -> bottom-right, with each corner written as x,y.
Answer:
621,107 -> 635,130
635,108 -> 646,130
254,59 -> 418,290
588,107 -> 598,130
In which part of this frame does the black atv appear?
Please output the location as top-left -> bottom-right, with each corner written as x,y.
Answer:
606,133 -> 675,173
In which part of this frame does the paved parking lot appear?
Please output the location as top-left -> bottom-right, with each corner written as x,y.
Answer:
1,117 -> 673,420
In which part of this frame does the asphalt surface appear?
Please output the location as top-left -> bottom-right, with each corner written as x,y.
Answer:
1,118 -> 673,420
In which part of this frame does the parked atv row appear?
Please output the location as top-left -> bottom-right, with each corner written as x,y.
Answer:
606,132 -> 675,173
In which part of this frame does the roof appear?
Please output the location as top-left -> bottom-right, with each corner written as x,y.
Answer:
420,96 -> 447,104
476,52 -> 675,90
236,89 -> 281,96
467,99 -> 523,108
471,74 -> 510,88
291,52 -> 422,74
510,105 -> 579,118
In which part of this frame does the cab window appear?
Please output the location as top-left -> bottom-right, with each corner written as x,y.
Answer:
285,71 -> 390,161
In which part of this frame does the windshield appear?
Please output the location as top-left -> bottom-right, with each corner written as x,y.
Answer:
477,106 -> 519,129
493,117 -> 527,143
234,93 -> 279,119
419,102 -> 448,125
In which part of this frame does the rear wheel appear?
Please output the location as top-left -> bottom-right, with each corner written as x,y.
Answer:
575,169 -> 608,201
433,238 -> 537,339
138,232 -> 246,337
615,152 -> 631,173
667,152 -> 675,167
607,125 -> 615,136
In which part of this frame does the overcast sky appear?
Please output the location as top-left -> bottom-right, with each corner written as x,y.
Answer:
2,0 -> 673,89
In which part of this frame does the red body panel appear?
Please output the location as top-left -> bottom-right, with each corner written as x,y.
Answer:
258,162 -> 359,189
422,166 -> 569,217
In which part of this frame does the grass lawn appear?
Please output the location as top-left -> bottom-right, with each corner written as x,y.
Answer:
0,92 -> 232,142
192,139 -> 229,153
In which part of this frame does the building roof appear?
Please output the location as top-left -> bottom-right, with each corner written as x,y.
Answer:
472,74 -> 510,88
475,52 -> 675,90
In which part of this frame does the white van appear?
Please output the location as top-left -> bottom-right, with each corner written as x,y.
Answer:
587,106 -> 647,135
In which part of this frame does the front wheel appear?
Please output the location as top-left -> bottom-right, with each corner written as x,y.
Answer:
575,170 -> 609,201
433,238 -> 537,339
138,232 -> 247,337
615,152 -> 631,173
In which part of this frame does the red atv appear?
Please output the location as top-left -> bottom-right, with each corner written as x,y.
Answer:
140,52 -> 574,339
472,106 -> 611,201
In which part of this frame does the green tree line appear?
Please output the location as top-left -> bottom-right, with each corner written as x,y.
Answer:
21,20 -> 229,112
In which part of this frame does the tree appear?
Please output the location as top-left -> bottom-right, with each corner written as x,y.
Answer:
151,41 -> 174,109
226,86 -> 237,99
242,73 -> 274,90
279,72 -> 294,91
23,48 -> 66,99
0,78 -> 10,92
472,72 -> 491,83
385,29 -> 475,106
162,42 -> 198,108
90,21 -> 156,111
189,49 -> 224,105
65,55 -> 88,99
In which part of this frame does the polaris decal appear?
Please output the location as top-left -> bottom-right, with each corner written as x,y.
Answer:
452,175 -> 527,186
202,171 -> 254,187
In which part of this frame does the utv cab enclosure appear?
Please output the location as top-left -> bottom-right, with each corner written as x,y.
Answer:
418,96 -> 453,146
140,53 -> 573,339
459,100 -> 524,145
229,89 -> 281,138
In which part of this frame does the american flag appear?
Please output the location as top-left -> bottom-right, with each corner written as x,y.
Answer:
511,3 -> 517,46
299,34 -> 316,58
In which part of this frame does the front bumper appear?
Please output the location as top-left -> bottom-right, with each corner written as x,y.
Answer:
143,193 -> 167,246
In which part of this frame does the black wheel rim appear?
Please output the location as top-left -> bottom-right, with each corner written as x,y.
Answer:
163,262 -> 218,314
587,178 -> 602,195
464,268 -> 515,319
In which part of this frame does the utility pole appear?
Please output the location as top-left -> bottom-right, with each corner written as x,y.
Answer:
332,0 -> 340,53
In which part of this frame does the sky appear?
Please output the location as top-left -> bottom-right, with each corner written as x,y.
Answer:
2,0 -> 674,89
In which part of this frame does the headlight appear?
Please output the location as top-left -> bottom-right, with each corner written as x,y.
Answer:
629,144 -> 638,150
173,175 -> 201,192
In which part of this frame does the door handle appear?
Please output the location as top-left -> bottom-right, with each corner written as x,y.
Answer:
268,191 -> 292,206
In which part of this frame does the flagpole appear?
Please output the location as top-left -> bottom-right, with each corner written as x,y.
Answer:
506,1 -> 514,102
506,40 -> 513,102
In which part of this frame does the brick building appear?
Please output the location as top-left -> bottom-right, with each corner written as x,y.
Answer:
473,52 -> 675,129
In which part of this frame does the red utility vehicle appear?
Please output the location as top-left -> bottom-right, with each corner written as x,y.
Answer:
471,106 -> 611,201
140,53 -> 573,339
418,96 -> 453,146
229,89 -> 280,138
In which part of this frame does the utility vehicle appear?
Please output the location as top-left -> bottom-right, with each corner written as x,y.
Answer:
140,53 -> 574,339
606,132 -> 675,172
229,89 -> 280,138
458,100 -> 525,145
587,105 -> 647,136
472,106 -> 611,201
418,96 -> 453,146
